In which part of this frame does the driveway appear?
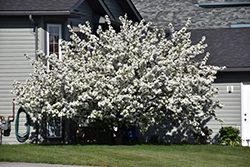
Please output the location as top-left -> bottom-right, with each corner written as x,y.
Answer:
0,162 -> 97,167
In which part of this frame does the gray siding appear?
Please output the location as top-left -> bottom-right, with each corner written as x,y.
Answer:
207,83 -> 241,138
0,27 -> 36,144
131,0 -> 249,144
104,0 -> 124,19
68,1 -> 93,27
143,83 -> 242,144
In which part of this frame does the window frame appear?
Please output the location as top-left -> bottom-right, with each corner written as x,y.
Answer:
47,117 -> 63,139
194,2 -> 250,8
46,23 -> 62,61
230,24 -> 250,28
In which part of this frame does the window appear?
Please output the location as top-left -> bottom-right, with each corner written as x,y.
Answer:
47,117 -> 62,138
47,24 -> 62,60
194,2 -> 250,8
230,24 -> 250,28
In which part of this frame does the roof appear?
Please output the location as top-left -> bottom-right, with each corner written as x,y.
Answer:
87,0 -> 116,21
131,0 -> 250,29
0,0 -> 80,11
0,0 -> 84,16
0,0 -> 142,22
190,28 -> 250,71
116,0 -> 142,22
87,0 -> 142,23
132,0 -> 250,71
195,2 -> 250,8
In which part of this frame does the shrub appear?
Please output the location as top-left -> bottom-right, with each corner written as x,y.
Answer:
218,126 -> 241,146
12,15 -> 224,145
194,126 -> 213,144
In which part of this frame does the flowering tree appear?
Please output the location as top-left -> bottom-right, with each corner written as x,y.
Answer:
12,15 -> 224,144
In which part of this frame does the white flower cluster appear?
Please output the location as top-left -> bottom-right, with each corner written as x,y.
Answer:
12,15 -> 224,133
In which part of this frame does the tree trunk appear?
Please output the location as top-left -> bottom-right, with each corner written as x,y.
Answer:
115,125 -> 128,145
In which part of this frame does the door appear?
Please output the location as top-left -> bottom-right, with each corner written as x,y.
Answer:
241,83 -> 250,146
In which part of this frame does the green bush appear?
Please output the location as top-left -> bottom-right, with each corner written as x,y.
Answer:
218,126 -> 241,146
194,127 -> 213,144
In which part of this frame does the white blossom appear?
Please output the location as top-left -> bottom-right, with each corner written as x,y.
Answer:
12,15 -> 224,136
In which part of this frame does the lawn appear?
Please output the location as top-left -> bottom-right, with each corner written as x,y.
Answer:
0,144 -> 250,167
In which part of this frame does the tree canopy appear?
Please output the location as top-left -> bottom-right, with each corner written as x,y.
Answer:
12,15 -> 224,144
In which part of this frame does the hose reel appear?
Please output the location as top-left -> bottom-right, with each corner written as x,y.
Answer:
15,108 -> 30,142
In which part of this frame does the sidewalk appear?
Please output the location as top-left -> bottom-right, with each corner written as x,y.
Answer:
0,162 -> 96,167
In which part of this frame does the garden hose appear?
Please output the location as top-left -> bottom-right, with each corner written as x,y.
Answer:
15,108 -> 30,142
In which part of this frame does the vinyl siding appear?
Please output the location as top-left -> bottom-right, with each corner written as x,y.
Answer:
104,0 -> 124,19
0,28 -> 36,144
207,83 -> 241,138
68,1 -> 93,27
143,83 -> 242,144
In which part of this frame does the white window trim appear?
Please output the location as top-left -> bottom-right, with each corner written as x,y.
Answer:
46,24 -> 62,62
230,24 -> 250,28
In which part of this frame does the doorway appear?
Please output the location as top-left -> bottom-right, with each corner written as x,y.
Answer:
241,83 -> 250,146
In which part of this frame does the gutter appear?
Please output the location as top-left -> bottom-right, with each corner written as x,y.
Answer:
0,11 -> 72,15
221,68 -> 250,72
0,11 -> 85,17
29,15 -> 38,61
28,15 -> 39,143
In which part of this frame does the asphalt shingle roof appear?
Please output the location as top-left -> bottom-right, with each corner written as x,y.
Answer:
190,28 -> 250,69
0,0 -> 80,11
131,0 -> 250,70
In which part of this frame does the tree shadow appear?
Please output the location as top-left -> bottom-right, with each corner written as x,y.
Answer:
142,117 -> 214,145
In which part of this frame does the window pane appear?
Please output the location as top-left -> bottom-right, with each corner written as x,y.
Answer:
54,27 -> 59,34
47,118 -> 62,138
48,24 -> 61,59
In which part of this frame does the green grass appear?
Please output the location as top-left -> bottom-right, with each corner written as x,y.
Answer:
0,144 -> 250,167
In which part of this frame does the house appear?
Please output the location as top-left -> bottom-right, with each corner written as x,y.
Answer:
132,0 -> 250,146
0,0 -> 142,144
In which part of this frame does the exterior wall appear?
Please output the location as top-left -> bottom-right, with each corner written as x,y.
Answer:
143,82 -> 242,144
68,0 -> 93,28
0,1 -> 100,145
143,71 -> 250,144
0,17 -> 36,144
207,83 -> 241,138
132,0 -> 250,144
104,0 -> 124,19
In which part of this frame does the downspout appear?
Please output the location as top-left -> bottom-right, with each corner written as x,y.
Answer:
29,15 -> 38,61
28,15 -> 39,143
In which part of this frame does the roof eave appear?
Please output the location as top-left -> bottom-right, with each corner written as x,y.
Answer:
116,0 -> 142,22
124,0 -> 142,21
221,68 -> 250,72
69,0 -> 86,13
98,0 -> 116,21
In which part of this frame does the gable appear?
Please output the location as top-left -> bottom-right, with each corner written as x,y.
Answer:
104,0 -> 124,19
68,1 -> 93,27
